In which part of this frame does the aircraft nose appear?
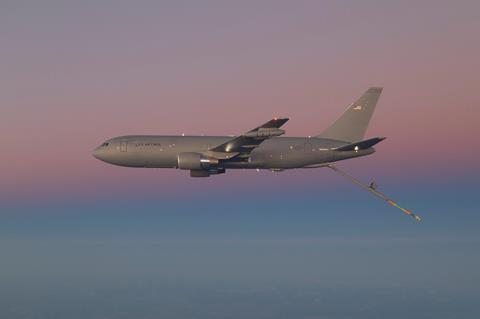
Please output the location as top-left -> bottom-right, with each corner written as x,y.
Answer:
92,146 -> 104,160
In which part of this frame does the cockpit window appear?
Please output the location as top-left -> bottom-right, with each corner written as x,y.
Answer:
101,142 -> 109,147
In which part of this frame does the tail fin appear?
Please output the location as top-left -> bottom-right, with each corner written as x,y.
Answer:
316,87 -> 383,142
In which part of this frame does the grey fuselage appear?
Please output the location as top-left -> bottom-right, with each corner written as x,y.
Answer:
92,135 -> 374,170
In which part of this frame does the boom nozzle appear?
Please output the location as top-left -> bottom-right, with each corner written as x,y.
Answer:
386,199 -> 422,221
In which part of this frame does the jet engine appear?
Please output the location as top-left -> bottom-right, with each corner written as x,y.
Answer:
177,152 -> 218,170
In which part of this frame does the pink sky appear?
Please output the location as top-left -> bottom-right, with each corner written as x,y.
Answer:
1,0 -> 479,203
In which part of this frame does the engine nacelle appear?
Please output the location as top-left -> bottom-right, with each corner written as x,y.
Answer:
177,152 -> 218,170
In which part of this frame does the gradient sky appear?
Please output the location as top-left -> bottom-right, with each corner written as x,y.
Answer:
1,1 -> 480,318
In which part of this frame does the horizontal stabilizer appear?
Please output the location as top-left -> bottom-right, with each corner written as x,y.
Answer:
334,137 -> 386,151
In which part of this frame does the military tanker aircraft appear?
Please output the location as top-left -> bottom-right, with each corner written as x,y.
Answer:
93,87 -> 421,221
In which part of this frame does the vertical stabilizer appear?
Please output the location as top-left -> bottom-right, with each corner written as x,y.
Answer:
316,87 -> 382,142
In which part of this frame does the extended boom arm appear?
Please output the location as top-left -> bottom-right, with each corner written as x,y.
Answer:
327,164 -> 422,221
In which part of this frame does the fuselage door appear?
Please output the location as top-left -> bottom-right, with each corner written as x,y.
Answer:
304,140 -> 314,154
120,140 -> 128,152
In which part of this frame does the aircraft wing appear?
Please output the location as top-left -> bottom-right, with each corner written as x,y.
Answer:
205,117 -> 289,160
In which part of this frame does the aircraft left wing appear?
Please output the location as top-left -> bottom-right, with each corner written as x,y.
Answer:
204,117 -> 289,160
